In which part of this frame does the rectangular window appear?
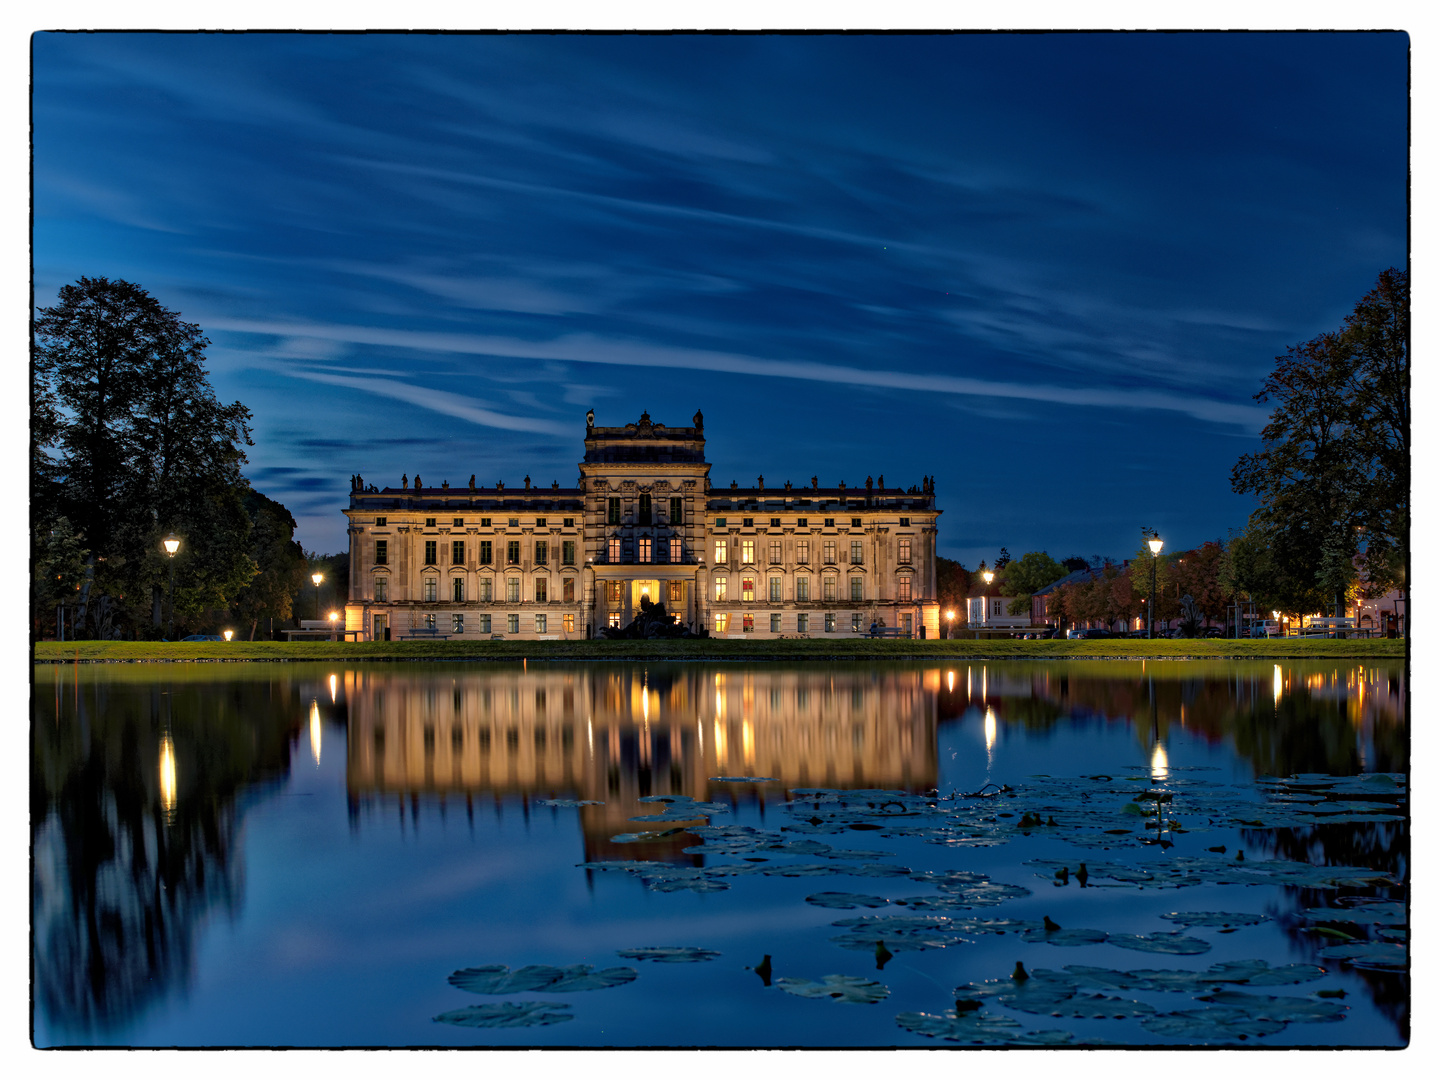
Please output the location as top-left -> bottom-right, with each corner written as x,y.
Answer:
825,613 -> 836,632
768,540 -> 782,565
824,540 -> 836,564
899,517 -> 910,527
453,517 -> 464,528
667,581 -> 683,604
852,613 -> 863,632
479,540 -> 492,564
425,540 -> 437,565
670,497 -> 683,523
898,577 -> 913,602
508,518 -> 519,528
850,577 -> 864,601
742,578 -> 755,601
534,577 -> 548,603
562,540 -> 575,565
535,517 -> 546,528
424,578 -> 438,602
796,539 -> 810,564
535,614 -> 547,633
564,613 -> 575,632
375,516 -> 387,527
898,538 -> 912,564
535,540 -> 548,565
606,581 -> 622,604
743,517 -> 754,528
796,575 -> 809,601
453,578 -> 465,603
479,578 -> 492,601
742,540 -> 755,564
452,540 -> 465,565
851,541 -> 864,565
769,577 -> 782,602
797,518 -> 808,528
714,613 -> 730,632
657,537 -> 670,564
425,517 -> 437,528
823,576 -> 837,602
902,613 -> 913,634
608,537 -> 622,563
506,577 -> 520,603
609,613 -> 622,628
506,540 -> 521,565
480,517 -> 491,528
852,518 -> 862,528
608,497 -> 621,524
797,613 -> 809,633
425,613 -> 436,630
742,614 -> 754,632
715,539 -> 728,564
770,517 -> 781,528
714,576 -> 728,602
563,578 -> 575,602
824,518 -> 835,528
507,614 -> 519,634
564,517 -> 574,528
638,537 -> 652,563
374,576 -> 388,602
638,493 -> 652,525
480,614 -> 491,633
715,517 -> 726,528
452,613 -> 464,634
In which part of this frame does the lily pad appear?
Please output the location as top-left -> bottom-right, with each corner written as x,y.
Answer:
1197,991 -> 1348,1023
1316,941 -> 1407,971
539,799 -> 603,808
1141,1006 -> 1287,1041
775,974 -> 891,1004
896,1009 -> 1077,1045
434,1002 -> 574,1028
1020,925 -> 1110,946
805,891 -> 891,910
1107,931 -> 1212,955
449,964 -> 636,994
616,947 -> 721,963
1160,911 -> 1270,928
709,776 -> 779,782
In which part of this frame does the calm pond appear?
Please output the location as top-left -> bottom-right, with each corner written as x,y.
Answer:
33,659 -> 1407,1048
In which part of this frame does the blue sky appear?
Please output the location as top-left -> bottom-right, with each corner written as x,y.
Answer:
31,31 -> 1408,564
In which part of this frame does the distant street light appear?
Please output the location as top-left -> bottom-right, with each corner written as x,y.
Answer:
328,610 -> 340,641
223,629 -> 234,642
945,609 -> 956,639
1147,535 -> 1164,639
162,534 -> 181,640
978,561 -> 994,630
312,572 -> 324,621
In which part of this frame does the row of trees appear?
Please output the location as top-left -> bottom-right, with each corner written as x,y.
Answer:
32,277 -> 328,640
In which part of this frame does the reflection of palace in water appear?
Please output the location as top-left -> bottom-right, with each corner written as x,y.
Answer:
344,666 -> 938,858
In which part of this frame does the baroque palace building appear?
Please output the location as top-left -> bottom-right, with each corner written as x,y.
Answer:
343,410 -> 941,641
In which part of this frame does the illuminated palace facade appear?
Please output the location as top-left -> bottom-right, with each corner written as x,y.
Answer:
343,411 -> 941,641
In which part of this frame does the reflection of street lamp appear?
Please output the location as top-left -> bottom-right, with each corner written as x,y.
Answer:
312,572 -> 324,621
945,609 -> 955,639
162,534 -> 181,639
1147,535 -> 1164,639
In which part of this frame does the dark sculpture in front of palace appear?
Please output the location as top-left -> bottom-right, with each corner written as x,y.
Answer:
600,596 -> 697,639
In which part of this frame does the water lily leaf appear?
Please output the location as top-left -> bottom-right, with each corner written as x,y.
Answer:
761,863 -> 838,877
775,974 -> 891,1004
434,1002 -> 574,1028
1303,903 -> 1405,926
611,830 -> 687,844
1316,941 -> 1407,971
1023,993 -> 1158,1020
830,929 -> 968,953
1020,925 -> 1109,946
896,1009 -> 1077,1045
544,966 -> 639,992
805,891 -> 891,909
616,947 -> 720,963
1197,991 -> 1348,1023
953,973 -> 1078,1011
637,867 -> 731,892
1141,1006 -> 1287,1041
709,776 -> 779,782
448,964 -> 635,994
840,863 -> 914,878
1062,959 -> 1326,994
539,799 -> 604,808
1108,931 -> 1212,955
1161,911 -> 1270,928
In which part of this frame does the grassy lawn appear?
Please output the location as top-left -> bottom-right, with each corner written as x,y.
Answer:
33,637 -> 1405,663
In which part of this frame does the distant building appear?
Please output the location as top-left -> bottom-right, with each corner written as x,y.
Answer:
343,411 -> 941,640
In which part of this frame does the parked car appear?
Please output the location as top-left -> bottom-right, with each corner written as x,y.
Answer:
1200,627 -> 1223,638
180,634 -> 225,642
1075,628 -> 1112,639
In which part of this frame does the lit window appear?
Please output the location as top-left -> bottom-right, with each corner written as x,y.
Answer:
715,539 -> 728,564
742,578 -> 755,601
563,578 -> 575,602
715,577 -> 728,602
714,613 -> 730,632
423,578 -> 438,602
796,539 -> 810,564
898,577 -> 913,602
374,576 -> 387,602
769,540 -> 782,564
850,577 -> 864,601
453,578 -> 465,602
507,614 -> 519,634
823,540 -> 836,564
452,613 -> 464,634
898,538 -> 912,564
742,540 -> 755,564
639,538 -> 652,563
564,613 -> 575,632
797,613 -> 809,633
479,540 -> 492,564
667,581 -> 683,604
606,581 -> 622,604
608,537 -> 622,563
535,577 -> 548,603
536,614 -> 547,633
425,540 -> 437,565
770,613 -> 782,632
609,613 -> 621,628
769,577 -> 782,602
850,541 -> 864,565
824,613 -> 836,632
742,614 -> 754,632
796,576 -> 809,601
506,577 -> 520,602
851,613 -> 862,632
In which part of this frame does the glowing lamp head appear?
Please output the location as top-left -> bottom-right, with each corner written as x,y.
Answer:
222,629 -> 233,641
1147,537 -> 1164,556
328,611 -> 339,623
312,572 -> 324,587
162,534 -> 181,556
982,570 -> 994,585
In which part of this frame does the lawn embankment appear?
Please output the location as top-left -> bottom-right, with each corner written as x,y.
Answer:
32,637 -> 1406,664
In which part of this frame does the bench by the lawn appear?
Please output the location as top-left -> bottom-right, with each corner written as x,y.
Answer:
398,627 -> 450,641
870,627 -> 913,639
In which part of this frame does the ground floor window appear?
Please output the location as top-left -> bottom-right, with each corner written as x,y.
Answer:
564,613 -> 575,633
452,613 -> 464,634
902,613 -> 913,633
480,614 -> 491,633
824,613 -> 836,632
797,613 -> 809,633
609,613 -> 622,628
742,613 -> 754,632
425,613 -> 437,630
715,613 -> 730,632
770,613 -> 782,632
507,614 -> 519,634
536,614 -> 547,633
851,613 -> 862,632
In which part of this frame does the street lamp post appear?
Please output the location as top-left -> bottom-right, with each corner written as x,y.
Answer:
312,572 -> 324,621
162,534 -> 181,639
1147,535 -> 1164,639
